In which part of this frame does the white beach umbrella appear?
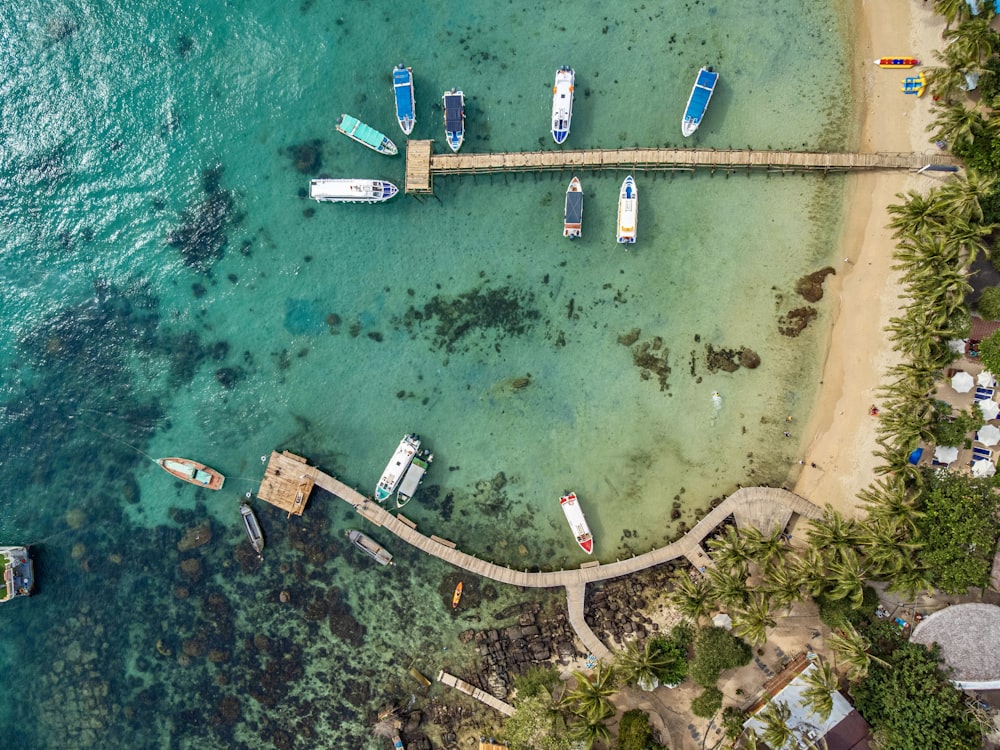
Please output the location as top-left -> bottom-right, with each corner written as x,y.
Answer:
713,613 -> 733,630
978,399 -> 1000,421
978,370 -> 997,388
972,459 -> 997,478
952,371 -> 975,393
949,339 -> 968,354
934,445 -> 959,465
977,424 -> 1000,447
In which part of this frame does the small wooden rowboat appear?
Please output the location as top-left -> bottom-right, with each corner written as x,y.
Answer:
452,581 -> 463,609
157,457 -> 225,490
875,57 -> 918,68
240,502 -> 264,556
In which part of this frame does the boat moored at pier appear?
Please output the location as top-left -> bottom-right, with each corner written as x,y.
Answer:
551,66 -> 574,144
393,64 -> 416,135
681,66 -> 719,137
240,502 -> 264,556
336,114 -> 398,155
563,176 -> 583,238
560,492 -> 593,554
158,457 -> 225,490
397,449 -> 432,508
375,433 -> 421,502
443,89 -> 466,152
309,179 -> 398,203
348,530 -> 394,565
1,546 -> 34,602
616,175 -> 637,245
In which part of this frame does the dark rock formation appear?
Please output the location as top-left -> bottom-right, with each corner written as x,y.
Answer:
794,266 -> 836,303
778,307 -> 818,337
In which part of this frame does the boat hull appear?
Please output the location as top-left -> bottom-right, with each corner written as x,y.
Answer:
452,581 -> 463,609
336,114 -> 398,156
443,90 -> 465,152
393,65 -> 416,135
681,66 -> 719,137
397,451 -> 431,507
348,530 -> 393,565
309,179 -> 398,203
158,457 -> 225,490
560,492 -> 594,554
616,175 -> 637,245
551,66 -> 574,144
563,176 -> 583,238
375,434 -> 421,502
240,502 -> 264,555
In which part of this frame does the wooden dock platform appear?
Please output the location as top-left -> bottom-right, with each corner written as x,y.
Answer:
403,140 -> 960,194
256,451 -> 318,516
437,670 -> 515,716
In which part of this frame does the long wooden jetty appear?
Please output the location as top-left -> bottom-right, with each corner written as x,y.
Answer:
257,452 -> 822,662
437,670 -> 515,717
403,140 -> 960,194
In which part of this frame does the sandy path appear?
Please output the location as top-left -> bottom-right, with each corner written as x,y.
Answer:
792,1 -> 945,518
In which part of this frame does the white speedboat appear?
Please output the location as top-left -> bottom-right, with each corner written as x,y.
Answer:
563,176 -> 583,238
560,492 -> 593,554
443,89 -> 465,152
551,66 -> 574,144
616,175 -> 637,245
397,449 -> 432,508
681,66 -> 719,137
309,179 -> 398,203
375,433 -> 420,502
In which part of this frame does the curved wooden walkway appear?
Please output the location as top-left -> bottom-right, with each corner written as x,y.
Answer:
301,467 -> 823,661
403,140 -> 960,193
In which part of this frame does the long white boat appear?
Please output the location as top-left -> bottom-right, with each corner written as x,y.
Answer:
563,176 -> 583,238
616,175 -> 637,245
397,449 -> 432,508
393,64 -> 416,135
240,502 -> 264,557
348,530 -> 393,566
375,433 -> 420,502
681,66 -> 719,137
336,114 -> 398,155
551,66 -> 574,144
560,492 -> 593,554
309,179 -> 398,203
1,546 -> 34,602
443,89 -> 465,152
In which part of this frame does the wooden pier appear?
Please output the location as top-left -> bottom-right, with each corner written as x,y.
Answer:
437,670 -> 515,717
255,452 -> 822,663
403,140 -> 961,194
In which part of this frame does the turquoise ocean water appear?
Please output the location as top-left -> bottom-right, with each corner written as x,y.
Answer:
0,1 -> 855,746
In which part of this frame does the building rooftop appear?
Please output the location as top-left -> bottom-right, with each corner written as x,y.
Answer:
910,603 -> 1000,689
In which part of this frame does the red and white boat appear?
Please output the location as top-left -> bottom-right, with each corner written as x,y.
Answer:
560,492 -> 593,554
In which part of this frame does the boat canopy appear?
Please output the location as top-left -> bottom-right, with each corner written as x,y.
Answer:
565,191 -> 583,225
341,115 -> 391,150
393,68 -> 415,120
686,69 -> 719,125
444,95 -> 463,131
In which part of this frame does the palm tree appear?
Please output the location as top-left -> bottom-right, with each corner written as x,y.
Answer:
937,170 -> 997,223
799,660 -> 840,721
858,476 -> 923,534
567,710 -> 613,750
945,17 -> 998,70
562,664 -> 617,722
742,526 -> 788,568
706,564 -> 750,610
760,557 -> 806,612
927,100 -> 985,150
732,593 -> 776,647
935,0 -> 973,30
786,545 -> 827,600
757,700 -> 795,750
806,505 -> 861,565
822,547 -> 870,609
827,624 -> 891,681
887,190 -> 949,238
857,518 -> 922,579
706,525 -> 755,576
666,571 -> 713,625
887,558 -> 936,600
615,638 -> 678,691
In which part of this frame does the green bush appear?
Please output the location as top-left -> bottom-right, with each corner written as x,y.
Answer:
617,709 -> 664,750
512,665 -> 560,700
721,706 -> 747,740
929,406 -> 983,449
690,626 -> 752,687
978,288 -> 1000,321
647,622 -> 694,686
691,687 -> 724,719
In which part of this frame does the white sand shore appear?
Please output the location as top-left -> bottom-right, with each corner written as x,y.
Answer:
793,1 -> 946,517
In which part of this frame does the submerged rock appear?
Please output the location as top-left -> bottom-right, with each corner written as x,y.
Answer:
795,266 -> 836,303
778,307 -> 818,337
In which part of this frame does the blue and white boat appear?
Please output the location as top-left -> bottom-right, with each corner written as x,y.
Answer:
551,66 -> 574,144
681,66 -> 719,137
393,64 -> 416,135
309,179 -> 398,203
616,175 -> 637,245
443,89 -> 465,152
375,433 -> 420,502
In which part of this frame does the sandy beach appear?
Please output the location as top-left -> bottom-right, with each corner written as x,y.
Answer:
793,0 -> 945,518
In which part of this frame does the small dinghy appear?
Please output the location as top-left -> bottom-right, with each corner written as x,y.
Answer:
240,501 -> 264,556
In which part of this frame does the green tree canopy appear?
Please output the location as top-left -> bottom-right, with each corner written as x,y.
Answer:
691,686 -> 724,719
501,693 -> 572,750
853,639 -> 981,750
977,329 -> 1000,375
914,469 -> 1000,593
690,626 -> 752,688
977,286 -> 1000,319
617,709 -> 664,750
